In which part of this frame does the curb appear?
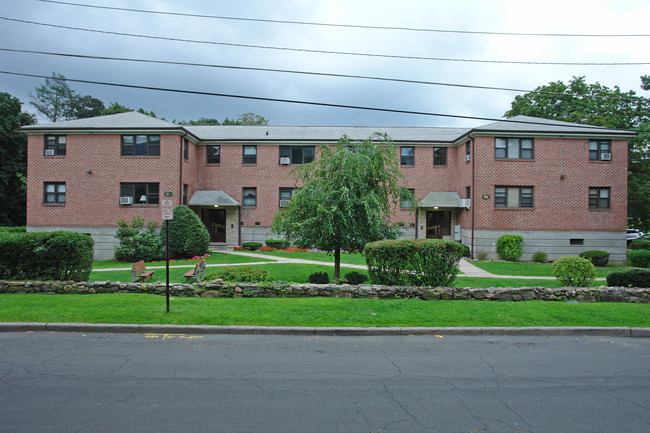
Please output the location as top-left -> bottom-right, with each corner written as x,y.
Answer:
0,322 -> 648,338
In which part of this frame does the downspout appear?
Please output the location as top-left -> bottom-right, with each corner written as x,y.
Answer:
179,132 -> 187,204
470,136 -> 475,259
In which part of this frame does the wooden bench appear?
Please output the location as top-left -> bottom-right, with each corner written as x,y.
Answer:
132,260 -> 155,282
184,259 -> 206,283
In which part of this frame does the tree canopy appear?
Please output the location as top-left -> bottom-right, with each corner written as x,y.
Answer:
30,72 -> 105,122
0,92 -> 36,226
177,112 -> 269,126
271,133 -> 409,279
504,75 -> 650,231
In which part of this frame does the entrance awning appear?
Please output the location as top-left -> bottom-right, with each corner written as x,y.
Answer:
188,190 -> 240,207
417,192 -> 468,208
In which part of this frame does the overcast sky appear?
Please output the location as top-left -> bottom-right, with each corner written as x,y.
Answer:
0,0 -> 648,127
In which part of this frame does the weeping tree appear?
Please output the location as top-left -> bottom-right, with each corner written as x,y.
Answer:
272,133 -> 410,279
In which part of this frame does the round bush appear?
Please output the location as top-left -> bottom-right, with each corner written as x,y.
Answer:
265,239 -> 289,249
308,271 -> 330,284
579,250 -> 609,267
496,235 -> 524,261
343,271 -> 367,285
628,249 -> 650,268
552,256 -> 595,287
629,239 -> 650,250
532,251 -> 548,263
606,268 -> 650,287
165,205 -> 210,259
458,243 -> 471,258
242,242 -> 263,251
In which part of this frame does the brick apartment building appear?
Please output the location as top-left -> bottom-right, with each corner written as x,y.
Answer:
22,111 -> 634,263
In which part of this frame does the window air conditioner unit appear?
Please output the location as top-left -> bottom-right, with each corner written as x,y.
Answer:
279,199 -> 289,207
280,157 -> 290,165
465,154 -> 471,162
120,196 -> 133,205
600,153 -> 612,161
45,149 -> 55,156
460,199 -> 470,209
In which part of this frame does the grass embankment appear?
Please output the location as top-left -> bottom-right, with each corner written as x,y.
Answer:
471,260 -> 632,278
0,294 -> 648,328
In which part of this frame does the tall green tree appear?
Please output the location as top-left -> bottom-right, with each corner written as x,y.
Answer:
271,134 -> 409,279
0,93 -> 36,226
504,75 -> 650,230
68,94 -> 105,119
30,72 -> 75,122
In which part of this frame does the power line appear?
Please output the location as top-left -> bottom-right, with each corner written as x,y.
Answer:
2,47 -> 645,102
36,0 -> 650,38
3,68 -> 627,128
2,16 -> 648,66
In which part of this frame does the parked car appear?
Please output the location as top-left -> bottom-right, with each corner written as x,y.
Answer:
627,229 -> 645,244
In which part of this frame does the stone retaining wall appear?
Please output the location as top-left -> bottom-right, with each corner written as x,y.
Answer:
1,280 -> 648,303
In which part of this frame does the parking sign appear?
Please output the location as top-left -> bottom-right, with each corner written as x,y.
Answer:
161,199 -> 173,220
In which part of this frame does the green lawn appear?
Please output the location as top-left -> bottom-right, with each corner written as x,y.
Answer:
0,294 -> 647,327
252,250 -> 368,265
92,252 -> 272,269
470,260 -> 634,278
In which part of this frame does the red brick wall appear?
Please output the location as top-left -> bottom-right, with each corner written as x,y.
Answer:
27,133 -> 184,228
471,136 -> 627,232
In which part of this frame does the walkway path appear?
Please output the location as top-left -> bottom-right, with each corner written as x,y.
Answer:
95,250 -> 602,281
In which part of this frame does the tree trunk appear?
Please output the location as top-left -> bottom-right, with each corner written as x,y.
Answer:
334,247 -> 341,280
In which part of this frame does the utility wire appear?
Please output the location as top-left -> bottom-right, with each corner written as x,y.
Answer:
1,47 -> 645,102
2,16 -> 648,66
36,0 -> 650,38
0,69 -> 635,130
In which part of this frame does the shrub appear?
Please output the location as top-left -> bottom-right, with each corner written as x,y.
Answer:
165,206 -> 210,259
458,243 -> 471,258
628,249 -> 650,268
629,239 -> 650,250
0,231 -> 93,281
532,251 -> 548,263
579,250 -> 609,267
496,235 -> 524,261
476,251 -> 488,261
552,256 -> 596,287
308,271 -> 330,284
242,242 -> 263,251
0,226 -> 26,235
265,239 -> 289,249
205,266 -> 272,283
343,271 -> 367,285
606,268 -> 650,287
114,215 -> 163,262
365,239 -> 464,287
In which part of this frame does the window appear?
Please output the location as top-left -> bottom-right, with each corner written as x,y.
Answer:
243,187 -> 257,206
121,135 -> 160,156
495,138 -> 534,159
466,141 -> 471,155
495,186 -> 533,208
183,184 -> 188,206
206,145 -> 220,164
243,145 -> 257,164
433,147 -> 447,166
466,186 -> 471,199
44,182 -> 65,204
183,139 -> 189,160
400,147 -> 414,166
120,183 -> 159,205
44,135 -> 66,156
589,139 -> 611,161
279,187 -> 294,207
279,146 -> 315,165
401,189 -> 415,209
589,187 -> 610,209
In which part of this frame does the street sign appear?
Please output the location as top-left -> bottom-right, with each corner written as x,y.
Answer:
161,199 -> 174,220
164,191 -> 173,197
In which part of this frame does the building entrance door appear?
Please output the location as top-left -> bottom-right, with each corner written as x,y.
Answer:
202,209 -> 226,242
426,211 -> 451,239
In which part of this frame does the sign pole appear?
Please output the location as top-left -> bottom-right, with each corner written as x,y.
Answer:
161,193 -> 174,313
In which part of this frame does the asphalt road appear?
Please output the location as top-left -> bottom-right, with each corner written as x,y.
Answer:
0,332 -> 648,433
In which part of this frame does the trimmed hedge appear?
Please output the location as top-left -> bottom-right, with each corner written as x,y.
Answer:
0,231 -> 93,281
265,239 -> 289,249
579,250 -> 609,267
628,249 -> 650,268
242,242 -> 263,251
496,235 -> 524,261
308,271 -> 330,284
606,268 -> 650,288
365,239 -> 464,287
552,256 -> 595,287
166,205 -> 210,259
629,239 -> 650,250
